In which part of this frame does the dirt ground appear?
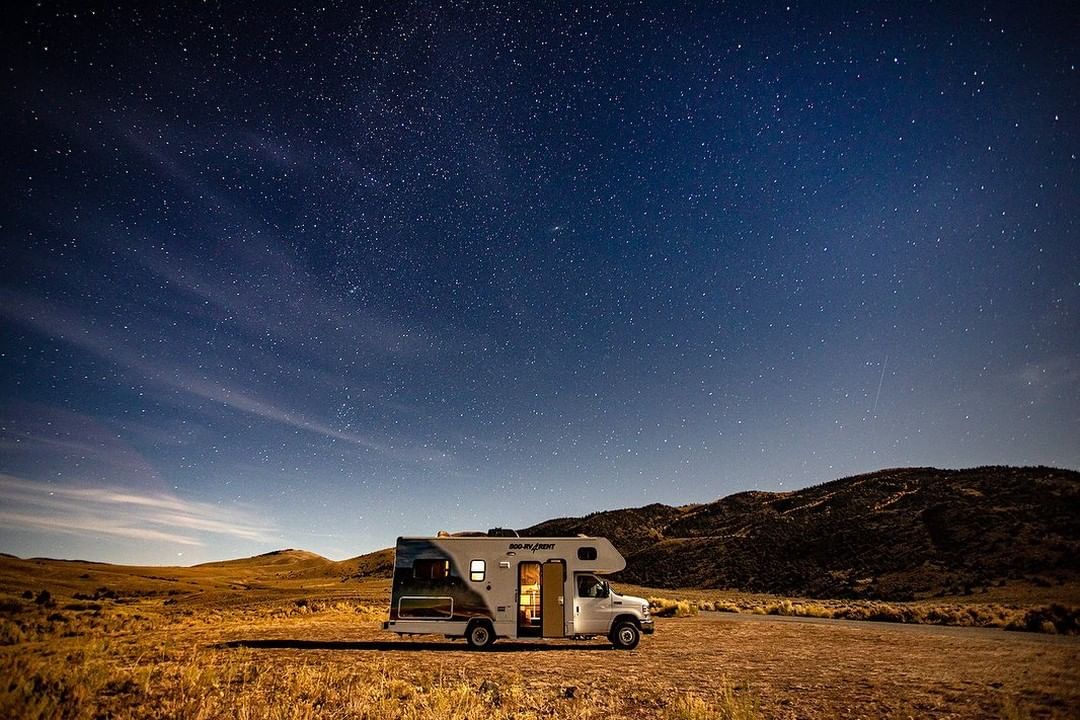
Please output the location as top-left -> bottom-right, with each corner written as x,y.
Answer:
213,610 -> 1080,719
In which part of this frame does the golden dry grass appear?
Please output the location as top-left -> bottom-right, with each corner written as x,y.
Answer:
4,587 -> 1076,719
0,595 -> 760,720
648,598 -> 699,618
1,555 -> 1077,718
626,586 -> 1080,634
663,685 -> 758,720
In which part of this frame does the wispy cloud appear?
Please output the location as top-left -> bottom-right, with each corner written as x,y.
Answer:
0,511 -> 205,546
179,376 -> 393,454
1,110 -> 479,472
112,117 -> 429,360
0,474 -> 273,547
0,402 -> 167,474
0,288 -> 444,464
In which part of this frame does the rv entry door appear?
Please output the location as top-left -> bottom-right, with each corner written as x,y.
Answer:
541,561 -> 565,637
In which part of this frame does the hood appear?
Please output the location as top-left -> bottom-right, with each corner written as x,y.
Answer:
612,590 -> 648,610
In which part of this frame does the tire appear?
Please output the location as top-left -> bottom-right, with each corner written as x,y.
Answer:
465,621 -> 495,649
610,621 -> 640,650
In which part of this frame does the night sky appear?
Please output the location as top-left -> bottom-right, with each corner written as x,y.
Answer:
1,2 -> 1076,565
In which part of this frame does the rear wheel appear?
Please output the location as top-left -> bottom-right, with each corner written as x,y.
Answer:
610,621 -> 640,650
465,621 -> 495,649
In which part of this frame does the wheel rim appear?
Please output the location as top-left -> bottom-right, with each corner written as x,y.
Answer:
618,627 -> 636,645
473,627 -> 489,644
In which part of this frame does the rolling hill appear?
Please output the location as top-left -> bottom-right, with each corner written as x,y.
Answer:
2,466 -> 1076,604
520,466 -> 1080,599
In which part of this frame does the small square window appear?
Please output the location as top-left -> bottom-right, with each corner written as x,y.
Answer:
470,559 -> 486,582
577,546 -> 597,561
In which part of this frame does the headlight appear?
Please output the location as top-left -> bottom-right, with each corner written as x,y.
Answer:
642,603 -> 649,614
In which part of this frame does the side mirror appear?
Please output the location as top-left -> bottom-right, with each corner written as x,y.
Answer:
599,581 -> 610,598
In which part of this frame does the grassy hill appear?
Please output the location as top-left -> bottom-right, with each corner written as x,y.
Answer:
0,546 -> 396,612
520,466 -> 1080,600
2,466 -> 1076,603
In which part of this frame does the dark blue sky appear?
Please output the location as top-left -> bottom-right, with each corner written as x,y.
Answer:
1,2 -> 1076,564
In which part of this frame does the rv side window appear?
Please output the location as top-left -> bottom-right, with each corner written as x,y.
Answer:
577,547 -> 597,561
577,574 -> 608,598
414,559 -> 450,580
469,559 -> 485,582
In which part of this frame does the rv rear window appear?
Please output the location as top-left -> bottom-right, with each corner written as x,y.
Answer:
469,559 -> 485,582
414,559 -> 450,580
577,547 -> 598,561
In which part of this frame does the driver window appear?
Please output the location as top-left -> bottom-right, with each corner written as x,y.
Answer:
576,575 -> 607,598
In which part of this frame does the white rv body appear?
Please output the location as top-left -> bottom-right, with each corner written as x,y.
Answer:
381,535 -> 653,649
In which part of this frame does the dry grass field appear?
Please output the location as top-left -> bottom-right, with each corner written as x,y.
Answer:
624,584 -> 1080,634
1,554 -> 1078,719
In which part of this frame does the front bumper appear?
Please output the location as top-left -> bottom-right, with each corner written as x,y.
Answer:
640,618 -> 655,634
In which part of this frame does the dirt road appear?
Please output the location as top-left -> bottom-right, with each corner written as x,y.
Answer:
219,611 -> 1080,719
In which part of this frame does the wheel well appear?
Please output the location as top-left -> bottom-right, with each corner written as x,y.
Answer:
611,614 -> 640,630
465,618 -> 494,636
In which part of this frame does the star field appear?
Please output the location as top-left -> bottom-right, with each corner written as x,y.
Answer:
1,1 -> 1076,564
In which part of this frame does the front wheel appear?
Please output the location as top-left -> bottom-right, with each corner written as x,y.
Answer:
465,621 -> 495,649
610,621 -> 640,650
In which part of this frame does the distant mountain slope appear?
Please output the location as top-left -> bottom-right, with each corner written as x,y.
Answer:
520,466 -> 1080,599
193,547 -> 395,582
196,548 -> 397,582
339,548 -> 395,580
523,503 -> 685,556
196,549 -> 328,569
3,467 -> 1076,601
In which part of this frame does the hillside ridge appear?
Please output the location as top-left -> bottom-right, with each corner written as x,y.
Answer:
2,466 -> 1076,602
520,465 -> 1080,599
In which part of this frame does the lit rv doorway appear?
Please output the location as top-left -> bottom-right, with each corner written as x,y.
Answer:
517,562 -> 541,637
518,560 -> 567,639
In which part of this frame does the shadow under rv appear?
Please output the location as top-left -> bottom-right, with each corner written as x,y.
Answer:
382,533 -> 653,649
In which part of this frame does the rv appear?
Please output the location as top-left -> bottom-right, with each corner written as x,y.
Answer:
381,533 -> 653,649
